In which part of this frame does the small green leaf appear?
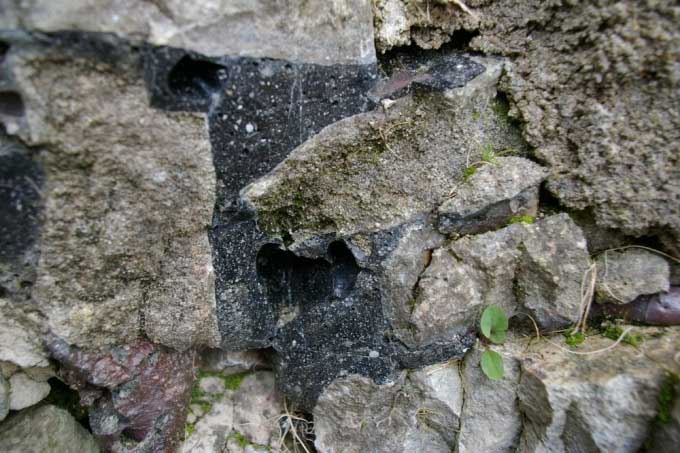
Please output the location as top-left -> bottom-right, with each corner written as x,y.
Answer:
488,329 -> 507,344
480,305 -> 509,344
481,349 -> 504,380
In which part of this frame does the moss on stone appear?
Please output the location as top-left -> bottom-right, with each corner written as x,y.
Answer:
508,215 -> 536,225
601,323 -> 644,347
197,370 -> 252,392
185,422 -> 195,438
656,373 -> 679,424
563,329 -> 586,348
462,166 -> 477,181
228,430 -> 271,450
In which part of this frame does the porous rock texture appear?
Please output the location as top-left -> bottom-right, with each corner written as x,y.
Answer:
3,36 -> 219,352
437,156 -> 547,235
313,364 -> 463,453
1,1 -> 679,453
373,0 -> 680,243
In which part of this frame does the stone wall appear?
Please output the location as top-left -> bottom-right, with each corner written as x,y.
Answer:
0,1 -> 678,452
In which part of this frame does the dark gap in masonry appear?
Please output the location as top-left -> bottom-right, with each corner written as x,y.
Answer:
0,91 -> 25,117
0,41 -> 9,63
167,55 -> 227,98
43,377 -> 92,432
256,240 -> 360,312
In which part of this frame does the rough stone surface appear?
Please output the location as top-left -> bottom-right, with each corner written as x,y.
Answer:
49,338 -> 195,452
242,56 -> 525,245
372,0 -> 477,52
595,248 -> 670,304
457,337 -> 523,453
518,329 -> 680,452
4,36 -> 219,350
1,0 -> 376,65
646,380 -> 680,453
438,156 -> 547,235
208,51 -> 509,409
313,364 -> 463,453
0,132 -> 42,303
0,299 -> 49,369
0,373 -> 8,421
374,0 -> 680,241
181,371 -> 283,453
0,404 -> 100,453
7,371 -> 50,410
412,213 -> 589,345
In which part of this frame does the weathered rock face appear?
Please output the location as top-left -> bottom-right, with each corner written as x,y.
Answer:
457,337 -> 524,453
316,327 -> 680,453
314,363 -> 463,453
0,0 -> 376,65
595,248 -> 670,304
242,56 -> 526,245
2,2 -> 680,453
412,213 -> 590,346
518,329 -> 680,452
50,338 -> 195,451
0,374 -> 9,421
373,0 -> 680,244
0,405 -> 100,453
181,371 -> 283,453
7,371 -> 50,411
438,156 -> 547,235
3,35 -> 219,351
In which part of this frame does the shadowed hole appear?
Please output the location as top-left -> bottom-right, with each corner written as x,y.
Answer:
256,241 -> 360,310
0,91 -> 24,117
168,56 -> 226,98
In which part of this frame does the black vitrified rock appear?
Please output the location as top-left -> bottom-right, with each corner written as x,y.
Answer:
144,47 -> 484,408
260,240 -> 395,411
0,134 -> 43,300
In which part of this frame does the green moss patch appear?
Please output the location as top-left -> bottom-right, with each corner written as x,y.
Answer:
508,215 -> 536,225
656,373 -> 679,424
601,323 -> 644,347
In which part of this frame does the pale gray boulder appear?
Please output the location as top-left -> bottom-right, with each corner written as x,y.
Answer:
0,405 -> 100,453
595,248 -> 670,304
7,372 -> 50,411
457,337 -> 524,453
313,363 -> 463,453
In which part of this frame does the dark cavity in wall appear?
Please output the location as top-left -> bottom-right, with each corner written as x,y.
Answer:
0,133 -> 43,302
257,241 -> 360,316
371,45 -> 484,102
167,55 -> 226,99
0,91 -> 24,117
43,377 -> 92,432
0,41 -> 8,62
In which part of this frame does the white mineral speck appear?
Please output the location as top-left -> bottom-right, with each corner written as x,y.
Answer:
369,350 -> 379,358
245,123 -> 255,133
